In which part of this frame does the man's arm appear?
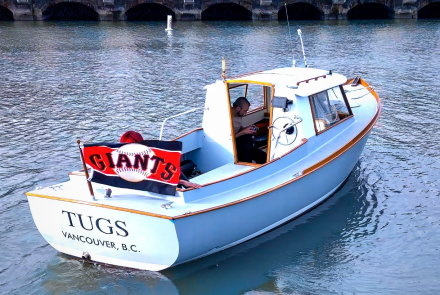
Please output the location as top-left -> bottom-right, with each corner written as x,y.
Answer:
179,179 -> 202,189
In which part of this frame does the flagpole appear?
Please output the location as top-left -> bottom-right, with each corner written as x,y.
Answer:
77,140 -> 96,201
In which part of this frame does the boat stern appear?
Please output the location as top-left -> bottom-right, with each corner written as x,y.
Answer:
26,189 -> 180,271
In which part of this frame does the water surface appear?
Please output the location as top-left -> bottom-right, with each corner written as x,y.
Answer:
1,19 -> 439,294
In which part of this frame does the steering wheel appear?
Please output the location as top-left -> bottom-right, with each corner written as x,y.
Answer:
271,116 -> 298,146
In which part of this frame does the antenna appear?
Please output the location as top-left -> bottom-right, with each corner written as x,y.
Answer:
297,29 -> 308,67
284,4 -> 296,66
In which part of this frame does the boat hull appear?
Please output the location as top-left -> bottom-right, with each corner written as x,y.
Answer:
27,196 -> 180,271
172,132 -> 370,265
27,131 -> 370,270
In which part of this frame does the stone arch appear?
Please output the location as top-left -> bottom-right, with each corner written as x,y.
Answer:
347,2 -> 394,19
0,5 -> 13,21
125,3 -> 175,21
42,2 -> 99,21
201,2 -> 252,20
418,1 -> 440,18
278,2 -> 324,20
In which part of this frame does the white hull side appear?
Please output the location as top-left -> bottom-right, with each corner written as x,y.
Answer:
27,197 -> 179,271
27,133 -> 370,271
172,133 -> 370,265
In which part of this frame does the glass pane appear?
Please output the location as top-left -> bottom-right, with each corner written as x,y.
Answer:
311,86 -> 350,133
245,84 -> 264,111
228,83 -> 265,112
312,91 -> 335,127
229,84 -> 246,104
328,86 -> 351,119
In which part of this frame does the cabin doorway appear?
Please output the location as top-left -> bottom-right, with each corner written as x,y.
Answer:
226,81 -> 274,166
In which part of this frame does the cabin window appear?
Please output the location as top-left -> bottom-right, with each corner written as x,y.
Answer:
228,83 -> 267,113
310,86 -> 352,133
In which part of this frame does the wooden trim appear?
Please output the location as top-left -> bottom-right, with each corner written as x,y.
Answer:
226,82 -> 239,163
309,87 -> 354,136
297,74 -> 327,86
228,83 -> 246,89
171,127 -> 203,141
245,106 -> 266,116
360,79 -> 379,100
316,115 -> 353,136
68,168 -> 86,176
266,85 -> 274,163
228,70 -> 264,80
309,93 -> 320,135
340,85 -> 353,116
68,171 -> 86,176
226,81 -> 275,165
26,193 -> 174,220
345,78 -> 355,86
236,161 -> 261,168
174,82 -> 381,218
227,80 -> 274,87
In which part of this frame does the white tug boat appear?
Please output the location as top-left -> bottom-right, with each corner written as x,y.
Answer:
26,60 -> 381,271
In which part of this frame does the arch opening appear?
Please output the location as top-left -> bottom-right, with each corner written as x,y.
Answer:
125,3 -> 175,21
0,6 -> 13,21
418,2 -> 440,18
202,3 -> 252,20
347,3 -> 394,19
43,2 -> 99,21
278,3 -> 324,20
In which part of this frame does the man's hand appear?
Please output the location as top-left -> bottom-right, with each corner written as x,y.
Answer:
236,126 -> 256,137
179,180 -> 202,189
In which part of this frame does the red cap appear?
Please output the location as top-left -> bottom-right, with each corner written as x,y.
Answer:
120,131 -> 144,143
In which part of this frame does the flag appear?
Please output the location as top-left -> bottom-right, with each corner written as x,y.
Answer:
83,140 -> 182,196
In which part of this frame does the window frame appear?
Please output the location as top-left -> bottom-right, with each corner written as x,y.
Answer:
227,83 -> 268,116
309,85 -> 353,135
225,80 -> 275,164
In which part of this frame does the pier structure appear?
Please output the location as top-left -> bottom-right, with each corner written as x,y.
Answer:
0,0 -> 439,21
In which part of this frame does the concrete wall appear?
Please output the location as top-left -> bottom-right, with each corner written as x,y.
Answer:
0,0 -> 439,21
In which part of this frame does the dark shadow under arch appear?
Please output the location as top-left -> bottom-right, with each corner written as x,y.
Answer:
347,3 -> 394,19
278,3 -> 324,20
202,3 -> 252,20
418,2 -> 440,18
125,3 -> 175,21
0,6 -> 13,21
43,2 -> 99,21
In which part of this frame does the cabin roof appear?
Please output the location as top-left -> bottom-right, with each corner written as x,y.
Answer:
227,67 -> 347,97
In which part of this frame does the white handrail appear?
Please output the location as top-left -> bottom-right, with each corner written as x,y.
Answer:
159,107 -> 207,140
